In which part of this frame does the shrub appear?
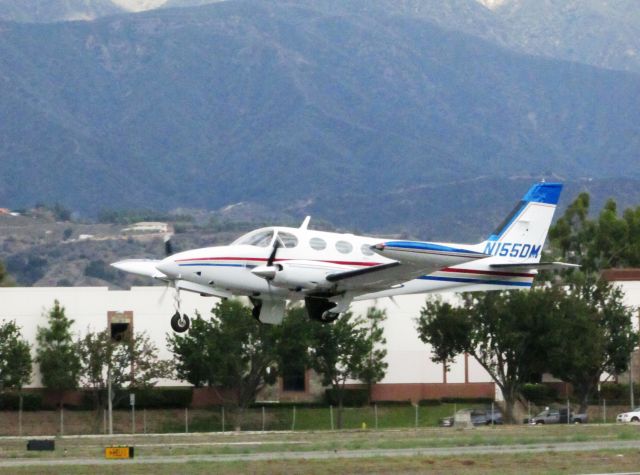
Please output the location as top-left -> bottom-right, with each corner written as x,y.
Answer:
599,383 -> 640,403
440,397 -> 494,405
325,388 -> 368,407
0,392 -> 43,411
112,388 -> 193,409
417,399 -> 443,406
521,383 -> 558,404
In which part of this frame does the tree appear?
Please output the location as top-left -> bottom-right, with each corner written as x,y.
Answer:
549,193 -> 640,272
0,260 -> 13,287
309,308 -> 388,428
417,290 -> 558,423
273,306 -> 315,392
547,194 -> 640,411
0,320 -> 32,392
168,300 -> 279,429
78,329 -> 173,421
546,276 -> 637,412
359,307 -> 388,404
36,300 -> 81,406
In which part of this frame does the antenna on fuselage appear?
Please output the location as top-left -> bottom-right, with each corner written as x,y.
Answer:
300,216 -> 311,230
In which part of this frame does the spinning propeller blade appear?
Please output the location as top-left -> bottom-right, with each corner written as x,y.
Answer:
267,239 -> 281,266
164,234 -> 174,256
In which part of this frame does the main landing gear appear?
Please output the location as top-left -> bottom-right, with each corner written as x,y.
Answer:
305,296 -> 340,324
170,284 -> 190,333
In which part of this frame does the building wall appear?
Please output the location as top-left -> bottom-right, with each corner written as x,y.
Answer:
0,286 -> 493,398
0,286 -> 214,388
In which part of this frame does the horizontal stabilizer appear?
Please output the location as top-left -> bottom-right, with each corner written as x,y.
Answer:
490,262 -> 580,271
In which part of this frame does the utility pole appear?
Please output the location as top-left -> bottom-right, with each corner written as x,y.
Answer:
630,351 -> 635,409
108,366 -> 113,435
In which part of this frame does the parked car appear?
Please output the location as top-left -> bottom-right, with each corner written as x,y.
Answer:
525,407 -> 587,424
439,408 -> 503,427
616,408 -> 640,423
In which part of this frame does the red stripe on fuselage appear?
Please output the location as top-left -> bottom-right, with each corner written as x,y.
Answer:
441,267 -> 534,278
175,257 -> 381,267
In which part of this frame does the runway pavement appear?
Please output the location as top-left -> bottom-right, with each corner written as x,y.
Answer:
0,439 -> 639,468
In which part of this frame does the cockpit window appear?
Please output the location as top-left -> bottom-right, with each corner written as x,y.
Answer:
235,230 -> 274,247
277,232 -> 299,248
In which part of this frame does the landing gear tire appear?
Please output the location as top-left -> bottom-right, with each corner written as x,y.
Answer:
320,311 -> 340,323
171,311 -> 190,333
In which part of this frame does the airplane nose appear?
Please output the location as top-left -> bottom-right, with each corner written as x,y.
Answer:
156,257 -> 179,278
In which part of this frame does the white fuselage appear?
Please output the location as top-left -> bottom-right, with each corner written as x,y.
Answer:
154,225 -> 534,303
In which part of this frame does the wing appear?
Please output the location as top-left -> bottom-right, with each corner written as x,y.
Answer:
326,241 -> 490,293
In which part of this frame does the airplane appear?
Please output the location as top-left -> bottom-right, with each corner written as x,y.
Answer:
112,182 -> 577,332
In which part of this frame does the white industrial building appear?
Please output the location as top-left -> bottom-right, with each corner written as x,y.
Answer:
1,270 -> 638,404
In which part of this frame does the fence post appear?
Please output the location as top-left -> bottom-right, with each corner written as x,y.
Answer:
60,406 -> 64,436
414,404 -> 419,429
491,402 -> 495,427
18,394 -> 23,436
603,399 -> 606,424
222,406 -> 225,433
143,409 -> 147,434
262,406 -> 266,432
567,399 -> 570,425
185,407 -> 189,433
374,404 -> 378,430
103,409 -> 107,435
330,405 -> 334,431
291,406 -> 296,431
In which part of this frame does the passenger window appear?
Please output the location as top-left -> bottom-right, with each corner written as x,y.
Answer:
361,244 -> 374,256
277,232 -> 299,248
309,237 -> 326,251
336,240 -> 353,254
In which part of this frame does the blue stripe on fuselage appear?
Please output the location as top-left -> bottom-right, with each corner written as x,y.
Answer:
418,275 -> 532,287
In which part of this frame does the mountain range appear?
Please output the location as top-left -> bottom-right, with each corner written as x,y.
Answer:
0,0 -> 639,239
3,0 -> 639,74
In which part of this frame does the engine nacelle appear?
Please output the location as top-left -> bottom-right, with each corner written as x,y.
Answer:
271,261 -> 333,290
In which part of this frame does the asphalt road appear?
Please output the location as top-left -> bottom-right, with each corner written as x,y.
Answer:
1,439 -> 639,467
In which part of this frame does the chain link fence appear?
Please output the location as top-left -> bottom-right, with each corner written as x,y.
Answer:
0,403 -> 464,436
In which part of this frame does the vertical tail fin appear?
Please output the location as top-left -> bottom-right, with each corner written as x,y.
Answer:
481,182 -> 563,263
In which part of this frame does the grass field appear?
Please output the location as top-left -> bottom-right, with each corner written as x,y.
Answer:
4,451 -> 640,475
0,402 -> 626,436
1,424 -> 640,474
0,403 -> 469,436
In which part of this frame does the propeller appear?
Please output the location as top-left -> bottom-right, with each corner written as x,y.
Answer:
251,238 -> 282,281
159,233 -> 177,304
267,239 -> 281,267
164,234 -> 174,256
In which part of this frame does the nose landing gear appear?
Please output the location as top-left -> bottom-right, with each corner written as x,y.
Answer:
171,311 -> 191,333
170,284 -> 190,333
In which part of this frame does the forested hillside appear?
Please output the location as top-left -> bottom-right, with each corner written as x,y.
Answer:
1,0 -> 639,232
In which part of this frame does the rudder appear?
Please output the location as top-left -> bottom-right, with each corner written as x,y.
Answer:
481,182 -> 563,263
